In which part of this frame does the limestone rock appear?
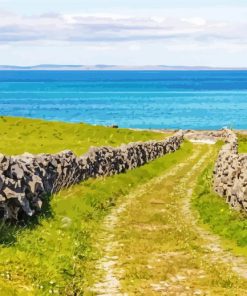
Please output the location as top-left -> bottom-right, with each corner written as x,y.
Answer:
213,129 -> 247,211
0,131 -> 184,221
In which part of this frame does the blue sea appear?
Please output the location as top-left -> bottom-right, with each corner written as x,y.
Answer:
0,70 -> 247,130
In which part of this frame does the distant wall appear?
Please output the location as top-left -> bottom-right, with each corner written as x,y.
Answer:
213,130 -> 247,211
0,131 -> 184,221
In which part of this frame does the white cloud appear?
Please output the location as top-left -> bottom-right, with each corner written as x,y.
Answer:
128,44 -> 141,51
181,17 -> 206,26
0,11 -> 245,46
0,10 -> 247,67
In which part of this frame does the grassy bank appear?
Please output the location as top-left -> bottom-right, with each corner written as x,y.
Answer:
192,145 -> 247,256
0,117 -> 183,295
237,133 -> 247,153
0,116 -> 166,156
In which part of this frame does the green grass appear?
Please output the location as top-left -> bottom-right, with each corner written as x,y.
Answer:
102,143 -> 247,295
0,116 -> 166,156
0,117 -> 186,295
2,116 -> 247,294
192,146 -> 247,253
237,133 -> 247,153
0,142 -> 192,295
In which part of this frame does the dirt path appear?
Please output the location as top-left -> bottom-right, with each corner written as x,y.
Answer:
90,143 -> 247,295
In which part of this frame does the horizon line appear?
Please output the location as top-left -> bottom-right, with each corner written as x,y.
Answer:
0,64 -> 247,71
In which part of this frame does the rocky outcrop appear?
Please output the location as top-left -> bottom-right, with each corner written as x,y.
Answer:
213,129 -> 247,211
0,131 -> 184,221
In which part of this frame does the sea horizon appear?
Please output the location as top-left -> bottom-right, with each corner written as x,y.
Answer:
0,64 -> 247,71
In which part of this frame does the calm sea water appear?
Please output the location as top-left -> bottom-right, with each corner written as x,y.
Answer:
0,70 -> 247,130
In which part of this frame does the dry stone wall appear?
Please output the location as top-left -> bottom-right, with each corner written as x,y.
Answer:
213,129 -> 247,211
0,131 -> 184,221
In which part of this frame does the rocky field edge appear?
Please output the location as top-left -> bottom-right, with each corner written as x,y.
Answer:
213,129 -> 247,211
0,131 -> 184,221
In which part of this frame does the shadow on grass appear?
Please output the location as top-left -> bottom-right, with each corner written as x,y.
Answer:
0,194 -> 54,246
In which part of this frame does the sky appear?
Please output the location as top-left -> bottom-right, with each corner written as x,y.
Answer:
0,0 -> 246,67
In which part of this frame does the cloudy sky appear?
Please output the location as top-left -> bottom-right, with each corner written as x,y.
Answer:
0,0 -> 246,66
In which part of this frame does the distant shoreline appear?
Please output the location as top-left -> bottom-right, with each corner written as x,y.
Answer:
1,115 -> 247,132
0,65 -> 247,71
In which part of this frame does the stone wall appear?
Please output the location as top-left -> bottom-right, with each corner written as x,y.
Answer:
0,131 -> 184,221
213,129 -> 247,211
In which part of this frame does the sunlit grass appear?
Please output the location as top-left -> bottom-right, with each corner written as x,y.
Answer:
0,116 -> 166,156
0,142 -> 192,295
111,143 -> 247,295
192,141 -> 247,256
237,133 -> 247,153
0,116 -> 174,295
1,117 -> 246,294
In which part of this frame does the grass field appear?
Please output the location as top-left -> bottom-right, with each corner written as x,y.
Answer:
0,117 -> 174,295
0,142 -> 193,295
1,118 -> 247,295
0,116 -> 165,156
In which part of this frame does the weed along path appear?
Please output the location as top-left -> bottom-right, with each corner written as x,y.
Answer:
90,143 -> 247,295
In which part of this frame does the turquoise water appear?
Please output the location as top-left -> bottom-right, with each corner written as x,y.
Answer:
0,70 -> 247,129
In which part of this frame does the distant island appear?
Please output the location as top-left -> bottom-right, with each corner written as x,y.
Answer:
0,64 -> 247,71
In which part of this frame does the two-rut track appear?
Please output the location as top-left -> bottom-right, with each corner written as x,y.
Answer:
89,143 -> 247,295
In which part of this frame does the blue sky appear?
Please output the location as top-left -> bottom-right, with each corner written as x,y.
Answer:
0,0 -> 246,66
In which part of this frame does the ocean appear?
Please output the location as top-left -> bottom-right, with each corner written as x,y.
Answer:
0,70 -> 247,130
